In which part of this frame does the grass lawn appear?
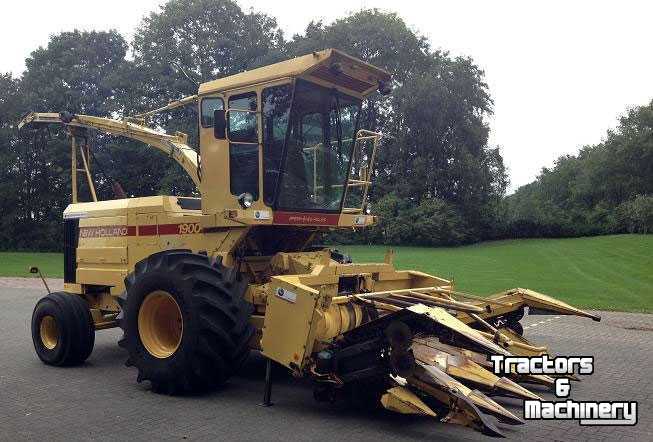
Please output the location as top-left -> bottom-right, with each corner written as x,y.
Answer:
342,234 -> 653,313
0,252 -> 64,279
1,234 -> 651,312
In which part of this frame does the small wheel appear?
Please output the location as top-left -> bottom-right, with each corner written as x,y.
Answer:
31,292 -> 95,366
119,250 -> 254,395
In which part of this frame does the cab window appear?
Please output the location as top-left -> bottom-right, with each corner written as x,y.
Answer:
200,97 -> 224,128
228,93 -> 258,142
262,84 -> 292,205
228,92 -> 259,200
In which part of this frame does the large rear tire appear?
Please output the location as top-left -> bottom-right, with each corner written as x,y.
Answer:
31,292 -> 95,366
118,250 -> 254,394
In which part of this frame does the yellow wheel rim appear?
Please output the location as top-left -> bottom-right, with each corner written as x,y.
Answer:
138,290 -> 183,359
40,315 -> 59,350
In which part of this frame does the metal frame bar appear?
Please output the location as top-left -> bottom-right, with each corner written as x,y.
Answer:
71,137 -> 78,203
78,141 -> 97,202
19,112 -> 201,189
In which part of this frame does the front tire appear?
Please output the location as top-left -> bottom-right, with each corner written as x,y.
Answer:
31,292 -> 95,366
119,250 -> 254,394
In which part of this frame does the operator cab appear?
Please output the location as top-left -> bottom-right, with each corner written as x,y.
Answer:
197,49 -> 391,227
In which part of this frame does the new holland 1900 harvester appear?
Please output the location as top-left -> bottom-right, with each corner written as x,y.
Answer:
20,49 -> 600,437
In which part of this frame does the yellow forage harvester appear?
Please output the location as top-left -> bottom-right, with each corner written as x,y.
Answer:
21,49 -> 600,438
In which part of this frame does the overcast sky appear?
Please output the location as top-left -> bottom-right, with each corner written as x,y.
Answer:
2,0 -> 652,191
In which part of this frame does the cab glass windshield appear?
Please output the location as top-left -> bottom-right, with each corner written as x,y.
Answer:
275,80 -> 360,212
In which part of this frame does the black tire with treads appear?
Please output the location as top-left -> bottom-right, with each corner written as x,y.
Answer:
31,292 -> 95,366
118,250 -> 254,394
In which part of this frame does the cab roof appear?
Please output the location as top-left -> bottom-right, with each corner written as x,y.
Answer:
198,49 -> 391,99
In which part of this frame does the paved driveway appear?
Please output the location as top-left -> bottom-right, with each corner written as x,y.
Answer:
0,284 -> 651,441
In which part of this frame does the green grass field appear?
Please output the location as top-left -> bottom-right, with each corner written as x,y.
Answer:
1,234 -> 651,312
0,252 -> 64,279
342,234 -> 652,313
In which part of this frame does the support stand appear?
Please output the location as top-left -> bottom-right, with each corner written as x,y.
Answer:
259,358 -> 274,407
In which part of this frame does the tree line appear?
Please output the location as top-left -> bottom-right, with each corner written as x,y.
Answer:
502,101 -> 653,238
0,0 -> 650,252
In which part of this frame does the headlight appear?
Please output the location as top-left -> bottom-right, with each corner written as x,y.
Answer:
237,192 -> 254,209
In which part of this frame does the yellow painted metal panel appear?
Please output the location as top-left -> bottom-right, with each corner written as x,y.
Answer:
198,49 -> 390,98
78,215 -> 127,227
199,51 -> 328,95
77,247 -> 127,265
261,276 -> 320,369
77,267 -> 127,288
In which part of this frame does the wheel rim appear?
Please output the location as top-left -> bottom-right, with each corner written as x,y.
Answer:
40,315 -> 59,350
138,290 -> 183,359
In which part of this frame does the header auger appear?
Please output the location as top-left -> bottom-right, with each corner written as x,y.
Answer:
21,49 -> 599,438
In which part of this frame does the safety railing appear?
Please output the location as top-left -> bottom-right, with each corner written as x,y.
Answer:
342,129 -> 382,214
300,130 -> 381,212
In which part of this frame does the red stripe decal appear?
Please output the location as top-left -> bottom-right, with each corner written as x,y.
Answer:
273,212 -> 340,226
158,223 -> 183,235
79,223 -> 202,238
138,223 -> 202,236
138,225 -> 157,236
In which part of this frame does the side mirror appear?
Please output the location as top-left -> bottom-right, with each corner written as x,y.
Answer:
28,266 -> 51,293
213,109 -> 226,139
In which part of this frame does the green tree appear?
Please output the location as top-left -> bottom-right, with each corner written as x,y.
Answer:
133,0 -> 284,88
0,74 -> 23,249
505,99 -> 653,238
13,30 -> 130,250
383,58 -> 505,239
